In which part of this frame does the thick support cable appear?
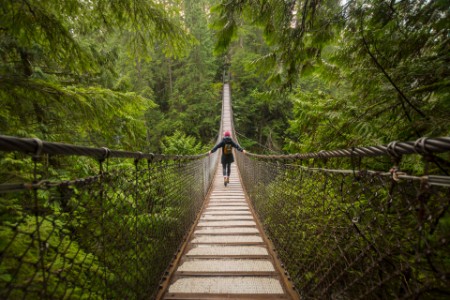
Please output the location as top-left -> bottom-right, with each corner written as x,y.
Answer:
0,135 -> 208,161
244,137 -> 450,160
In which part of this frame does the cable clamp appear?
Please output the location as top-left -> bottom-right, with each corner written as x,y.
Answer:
32,138 -> 43,159
387,141 -> 400,158
390,166 -> 406,182
318,150 -> 326,159
414,137 -> 430,154
100,147 -> 110,162
134,152 -> 143,165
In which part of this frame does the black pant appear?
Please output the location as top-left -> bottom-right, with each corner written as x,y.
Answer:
222,163 -> 231,177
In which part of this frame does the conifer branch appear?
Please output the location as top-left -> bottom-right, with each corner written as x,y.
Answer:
359,11 -> 427,121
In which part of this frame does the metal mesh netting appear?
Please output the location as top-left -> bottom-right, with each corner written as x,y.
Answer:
236,152 -> 450,299
0,143 -> 217,299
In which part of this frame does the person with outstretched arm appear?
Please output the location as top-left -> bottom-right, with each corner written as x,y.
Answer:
209,131 -> 246,186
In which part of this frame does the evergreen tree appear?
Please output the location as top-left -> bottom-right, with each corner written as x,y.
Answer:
212,0 -> 449,152
0,0 -> 189,149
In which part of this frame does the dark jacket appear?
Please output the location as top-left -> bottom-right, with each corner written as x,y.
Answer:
211,137 -> 244,164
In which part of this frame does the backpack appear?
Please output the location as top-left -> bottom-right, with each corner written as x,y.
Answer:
223,142 -> 232,155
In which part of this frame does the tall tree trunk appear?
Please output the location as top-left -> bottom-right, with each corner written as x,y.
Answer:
168,57 -> 173,94
19,49 -> 33,77
135,57 -> 142,82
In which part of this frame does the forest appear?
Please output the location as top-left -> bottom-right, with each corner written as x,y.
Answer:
1,0 -> 448,154
0,0 -> 449,299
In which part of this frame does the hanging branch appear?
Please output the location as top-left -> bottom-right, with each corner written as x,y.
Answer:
359,11 -> 427,121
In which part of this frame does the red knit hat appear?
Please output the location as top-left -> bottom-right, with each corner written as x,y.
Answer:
224,131 -> 231,137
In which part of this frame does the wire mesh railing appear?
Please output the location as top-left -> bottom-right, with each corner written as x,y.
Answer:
236,137 -> 450,299
0,135 -> 218,299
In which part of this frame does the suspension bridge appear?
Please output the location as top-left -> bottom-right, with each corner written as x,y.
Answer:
158,85 -> 297,299
0,83 -> 449,299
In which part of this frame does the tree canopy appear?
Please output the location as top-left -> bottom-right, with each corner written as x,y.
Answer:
1,0 -> 198,151
212,0 -> 449,152
0,0 -> 448,152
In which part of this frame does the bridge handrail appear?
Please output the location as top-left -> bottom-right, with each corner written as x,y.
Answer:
244,136 -> 450,160
0,134 -> 208,161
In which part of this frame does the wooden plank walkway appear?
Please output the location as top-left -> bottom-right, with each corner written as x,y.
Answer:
157,83 -> 298,299
159,165 -> 297,299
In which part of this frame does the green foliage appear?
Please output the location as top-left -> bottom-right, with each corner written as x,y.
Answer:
165,0 -> 222,145
212,0 -> 341,87
0,0 -> 192,151
0,0 -> 224,153
161,130 -> 206,155
330,0 -> 450,140
213,0 -> 449,153
0,199 -> 106,299
284,77 -> 373,153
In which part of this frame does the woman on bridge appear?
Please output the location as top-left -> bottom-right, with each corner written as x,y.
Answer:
209,131 -> 246,186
